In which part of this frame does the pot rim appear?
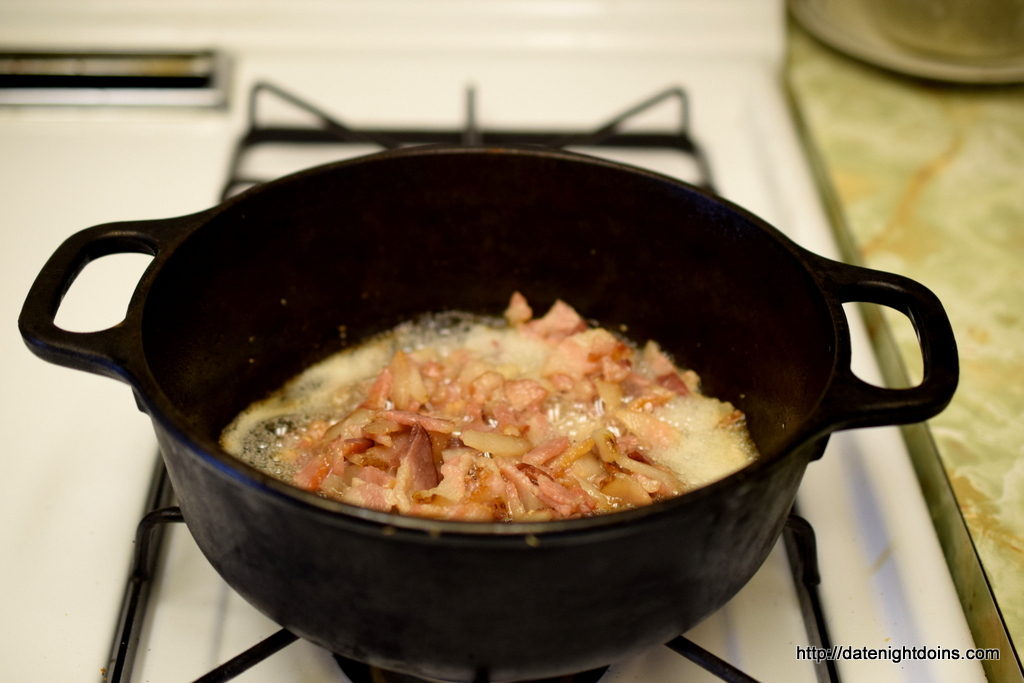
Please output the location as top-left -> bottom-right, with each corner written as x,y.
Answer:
20,144 -> 959,540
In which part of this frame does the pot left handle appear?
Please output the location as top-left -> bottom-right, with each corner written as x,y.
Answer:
19,216 -> 189,385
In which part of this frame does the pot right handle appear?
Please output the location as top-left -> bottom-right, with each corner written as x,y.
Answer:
811,257 -> 959,434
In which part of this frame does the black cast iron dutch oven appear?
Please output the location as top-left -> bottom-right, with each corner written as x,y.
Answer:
19,146 -> 957,682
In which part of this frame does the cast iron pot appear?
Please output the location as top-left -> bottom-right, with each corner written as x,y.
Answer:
20,146 -> 957,682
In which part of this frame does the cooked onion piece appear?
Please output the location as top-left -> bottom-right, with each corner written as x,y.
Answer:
221,293 -> 759,522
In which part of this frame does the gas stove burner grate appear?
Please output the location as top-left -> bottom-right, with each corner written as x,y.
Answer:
105,467 -> 838,683
219,81 -> 716,201
104,83 -> 837,682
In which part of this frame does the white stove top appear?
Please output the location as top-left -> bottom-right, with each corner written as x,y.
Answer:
0,2 -> 983,681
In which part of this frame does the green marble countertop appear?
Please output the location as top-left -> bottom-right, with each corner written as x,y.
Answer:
785,19 -> 1023,681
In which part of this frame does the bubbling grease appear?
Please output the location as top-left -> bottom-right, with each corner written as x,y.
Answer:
221,299 -> 759,522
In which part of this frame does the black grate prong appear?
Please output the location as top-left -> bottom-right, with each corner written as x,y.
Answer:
220,81 -> 718,198
666,636 -> 761,683
785,511 -> 841,683
464,84 -> 481,146
191,628 -> 299,683
105,457 -> 181,683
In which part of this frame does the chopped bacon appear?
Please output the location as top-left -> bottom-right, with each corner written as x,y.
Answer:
532,471 -> 594,517
719,409 -> 744,427
420,361 -> 445,380
642,340 -> 677,377
614,455 -> 684,496
543,336 -> 594,379
620,372 -> 653,398
601,356 -> 631,383
524,299 -> 586,340
504,291 -> 533,325
293,451 -> 334,491
430,451 -> 474,503
602,475 -> 651,506
362,367 -> 393,410
340,479 -> 394,512
398,424 -> 439,491
543,329 -> 621,379
548,437 -> 595,472
389,351 -> 428,410
380,409 -> 455,434
522,436 -> 570,466
341,437 -> 374,455
430,380 -> 463,407
656,372 -> 690,396
504,379 -> 548,411
354,465 -> 393,487
548,373 -> 575,392
488,401 -> 519,430
496,461 -> 545,511
461,430 -> 531,458
522,410 -> 552,445
266,292 -> 751,522
469,370 -> 505,402
613,409 -> 680,450
503,479 -> 528,519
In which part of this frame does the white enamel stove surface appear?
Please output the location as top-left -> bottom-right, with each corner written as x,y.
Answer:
0,2 -> 983,682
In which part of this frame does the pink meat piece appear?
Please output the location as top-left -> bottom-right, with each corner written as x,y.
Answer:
634,473 -> 663,494
601,356 -> 631,383
643,341 -> 677,376
366,444 -> 401,470
504,291 -> 533,325
656,372 -> 690,396
463,401 -> 484,423
399,424 -> 440,491
522,436 -> 570,466
346,481 -> 393,512
489,401 -> 519,429
338,437 -> 374,456
430,380 -> 463,406
581,329 -> 620,357
473,456 -> 509,503
355,465 -> 393,487
497,461 -> 545,511
621,372 -> 653,398
430,451 -> 474,503
459,401 -> 490,431
503,378 -> 548,411
420,361 -> 445,379
543,336 -> 596,379
616,410 -> 679,450
438,501 -> 495,521
525,300 -> 586,341
292,451 -> 333,491
548,373 -> 575,392
362,367 -> 393,409
469,371 -> 504,402
522,410 -> 552,445
503,479 -> 527,518
380,409 -> 455,434
534,474 -> 582,517
329,457 -> 347,477
546,328 -> 626,379
616,433 -> 643,456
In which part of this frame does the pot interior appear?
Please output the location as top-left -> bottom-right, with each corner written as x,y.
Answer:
141,147 -> 836,463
